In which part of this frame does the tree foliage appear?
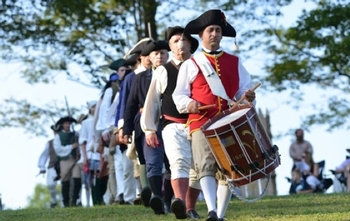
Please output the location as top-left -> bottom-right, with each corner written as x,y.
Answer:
5,0 -> 347,135
26,183 -> 61,209
263,0 -> 350,130
0,0 -> 294,136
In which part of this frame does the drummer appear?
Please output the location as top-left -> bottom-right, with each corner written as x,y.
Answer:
172,9 -> 256,221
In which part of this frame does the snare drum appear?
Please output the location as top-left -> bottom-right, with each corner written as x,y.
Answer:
201,104 -> 280,186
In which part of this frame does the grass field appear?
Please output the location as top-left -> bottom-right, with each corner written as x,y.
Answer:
1,193 -> 349,221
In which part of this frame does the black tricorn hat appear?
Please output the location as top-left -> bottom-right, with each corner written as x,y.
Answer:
141,40 -> 170,56
50,124 -> 61,132
56,116 -> 77,125
125,38 -> 152,57
165,26 -> 199,54
184,9 -> 236,37
108,58 -> 126,71
124,53 -> 140,67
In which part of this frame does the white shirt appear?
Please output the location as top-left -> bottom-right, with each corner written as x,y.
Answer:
141,59 -> 182,136
53,131 -> 78,157
79,114 -> 100,161
172,52 -> 254,114
96,87 -> 119,132
38,141 -> 50,171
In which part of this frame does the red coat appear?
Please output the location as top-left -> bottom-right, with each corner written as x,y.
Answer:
187,52 -> 239,134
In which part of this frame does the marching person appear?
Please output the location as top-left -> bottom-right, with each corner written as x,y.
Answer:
173,9 -> 256,221
37,124 -> 61,208
95,71 -> 123,204
116,38 -> 153,206
53,116 -> 81,207
122,40 -> 172,215
108,58 -> 137,205
78,100 -> 105,206
141,26 -> 201,220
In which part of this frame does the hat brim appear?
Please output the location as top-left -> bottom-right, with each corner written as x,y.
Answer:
57,116 -> 77,125
141,40 -> 170,56
166,26 -> 199,54
184,10 -> 236,37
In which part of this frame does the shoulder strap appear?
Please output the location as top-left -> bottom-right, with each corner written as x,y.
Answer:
193,53 -> 234,104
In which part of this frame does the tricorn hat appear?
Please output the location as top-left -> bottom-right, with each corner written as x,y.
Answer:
125,38 -> 152,58
56,116 -> 77,125
184,9 -> 236,37
141,40 -> 170,56
108,58 -> 126,71
124,53 -> 140,67
165,26 -> 199,54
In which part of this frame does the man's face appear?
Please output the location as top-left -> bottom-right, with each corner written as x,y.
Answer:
62,121 -> 71,131
296,130 -> 304,140
149,49 -> 169,68
90,105 -> 96,116
140,55 -> 151,68
200,25 -> 222,50
169,33 -> 191,57
117,66 -> 127,80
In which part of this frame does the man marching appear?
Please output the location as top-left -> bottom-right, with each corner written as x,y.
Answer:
37,124 -> 61,208
141,26 -> 201,220
173,9 -> 256,221
53,116 -> 81,207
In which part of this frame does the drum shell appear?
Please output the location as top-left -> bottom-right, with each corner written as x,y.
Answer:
202,104 -> 280,186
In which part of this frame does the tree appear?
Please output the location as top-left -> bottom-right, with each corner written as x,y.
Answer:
0,0 -> 294,136
26,183 -> 61,208
262,0 -> 350,131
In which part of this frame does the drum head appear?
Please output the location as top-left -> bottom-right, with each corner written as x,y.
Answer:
207,108 -> 250,130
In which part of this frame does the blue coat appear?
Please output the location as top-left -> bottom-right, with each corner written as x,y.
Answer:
123,69 -> 152,139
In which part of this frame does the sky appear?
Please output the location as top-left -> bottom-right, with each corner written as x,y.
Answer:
0,0 -> 349,210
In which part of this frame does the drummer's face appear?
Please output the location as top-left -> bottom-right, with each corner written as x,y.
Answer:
200,25 -> 222,51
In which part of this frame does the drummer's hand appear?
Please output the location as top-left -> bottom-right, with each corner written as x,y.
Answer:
146,133 -> 160,148
187,100 -> 200,114
244,90 -> 256,102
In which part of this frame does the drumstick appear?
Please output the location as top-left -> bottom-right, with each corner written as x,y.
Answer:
198,104 -> 216,110
230,82 -> 261,109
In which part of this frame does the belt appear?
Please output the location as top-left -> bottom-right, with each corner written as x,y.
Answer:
163,114 -> 187,124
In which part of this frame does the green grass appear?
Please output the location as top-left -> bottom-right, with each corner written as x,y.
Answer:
1,193 -> 350,221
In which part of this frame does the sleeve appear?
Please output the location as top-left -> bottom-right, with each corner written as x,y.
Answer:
235,58 -> 256,105
123,75 -> 141,136
38,141 -> 50,170
141,66 -> 166,135
118,73 -> 134,130
78,120 -> 88,145
97,88 -> 113,131
114,81 -> 124,127
172,59 -> 198,114
53,134 -> 74,157
289,143 -> 298,161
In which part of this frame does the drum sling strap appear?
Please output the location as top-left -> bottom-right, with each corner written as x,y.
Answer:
192,53 -> 234,106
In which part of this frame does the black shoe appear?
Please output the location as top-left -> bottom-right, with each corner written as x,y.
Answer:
206,210 -> 219,221
150,195 -> 165,215
134,196 -> 142,205
50,202 -> 57,208
164,202 -> 171,214
118,193 -> 125,205
141,187 -> 152,207
187,210 -> 200,220
170,198 -> 186,219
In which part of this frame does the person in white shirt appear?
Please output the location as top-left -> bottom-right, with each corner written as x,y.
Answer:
37,124 -> 61,208
53,116 -> 80,207
141,26 -> 201,220
172,10 -> 256,221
